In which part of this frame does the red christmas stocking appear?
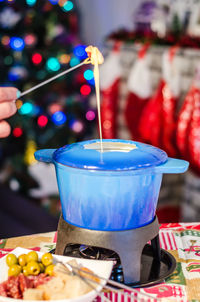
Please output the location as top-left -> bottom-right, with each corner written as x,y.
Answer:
160,50 -> 180,157
139,80 -> 164,146
176,85 -> 196,161
139,48 -> 180,156
100,46 -> 121,139
124,47 -> 152,141
187,70 -> 200,175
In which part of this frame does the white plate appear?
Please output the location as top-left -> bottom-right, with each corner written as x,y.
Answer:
0,247 -> 114,302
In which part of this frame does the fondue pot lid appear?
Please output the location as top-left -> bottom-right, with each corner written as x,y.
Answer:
53,139 -> 168,171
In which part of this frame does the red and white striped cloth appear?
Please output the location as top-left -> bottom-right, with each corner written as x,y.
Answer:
159,229 -> 178,250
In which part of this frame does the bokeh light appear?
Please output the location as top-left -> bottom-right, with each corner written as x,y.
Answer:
13,127 -> 23,137
86,110 -> 95,121
10,37 -> 25,51
24,34 -> 37,47
49,103 -> 62,114
80,84 -> 91,96
32,53 -> 42,65
4,56 -> 13,65
61,0 -> 73,11
52,111 -> 67,125
37,115 -> 48,127
84,69 -> 94,81
19,102 -> 33,115
73,45 -> 87,60
1,36 -> 10,46
32,105 -> 41,116
16,99 -> 23,109
26,0 -> 36,5
9,178 -> 20,191
49,0 -> 58,4
46,57 -> 60,71
71,120 -> 83,133
59,54 -> 70,64
8,70 -> 20,81
24,140 -> 37,165
87,78 -> 95,86
69,57 -> 80,67
58,0 -> 66,6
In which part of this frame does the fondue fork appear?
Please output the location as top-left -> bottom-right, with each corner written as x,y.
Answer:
57,263 -> 111,302
17,58 -> 91,99
58,262 -> 161,302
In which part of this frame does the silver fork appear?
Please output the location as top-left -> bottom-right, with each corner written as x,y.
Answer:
56,262 -> 111,302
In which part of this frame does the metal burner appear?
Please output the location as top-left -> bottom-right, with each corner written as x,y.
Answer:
53,215 -> 176,286
55,215 -> 162,284
52,241 -> 176,287
63,244 -> 119,261
79,246 -> 118,261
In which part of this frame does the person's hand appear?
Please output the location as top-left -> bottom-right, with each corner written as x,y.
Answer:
0,87 -> 19,138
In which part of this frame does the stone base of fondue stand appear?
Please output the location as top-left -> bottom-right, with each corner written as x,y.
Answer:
55,215 -> 161,284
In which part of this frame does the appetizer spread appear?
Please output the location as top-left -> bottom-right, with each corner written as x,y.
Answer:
0,251 -> 99,300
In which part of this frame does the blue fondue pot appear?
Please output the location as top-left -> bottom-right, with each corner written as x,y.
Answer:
35,139 -> 189,231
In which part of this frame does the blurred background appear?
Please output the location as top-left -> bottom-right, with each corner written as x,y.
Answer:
1,0 -> 200,238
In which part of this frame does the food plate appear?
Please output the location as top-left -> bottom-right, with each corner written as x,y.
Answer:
0,247 -> 114,302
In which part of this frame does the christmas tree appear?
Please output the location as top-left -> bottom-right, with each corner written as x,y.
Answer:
0,0 -> 96,207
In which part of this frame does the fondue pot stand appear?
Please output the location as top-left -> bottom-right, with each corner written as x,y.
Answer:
35,139 -> 189,284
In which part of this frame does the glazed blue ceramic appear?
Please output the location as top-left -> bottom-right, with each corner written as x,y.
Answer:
35,139 -> 189,231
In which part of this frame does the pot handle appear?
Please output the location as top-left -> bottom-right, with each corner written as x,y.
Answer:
155,158 -> 189,174
34,149 -> 56,163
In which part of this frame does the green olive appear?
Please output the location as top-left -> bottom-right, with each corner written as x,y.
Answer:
8,264 -> 22,277
23,265 -> 29,276
45,264 -> 55,276
41,253 -> 53,267
39,262 -> 45,273
26,251 -> 38,263
27,261 -> 40,276
18,254 -> 27,267
6,254 -> 18,267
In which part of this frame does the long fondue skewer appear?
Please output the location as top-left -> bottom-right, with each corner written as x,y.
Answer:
18,59 -> 90,99
94,62 -> 103,153
18,46 -> 104,154
85,46 -> 104,153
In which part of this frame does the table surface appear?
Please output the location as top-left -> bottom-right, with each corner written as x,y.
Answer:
1,223 -> 200,302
